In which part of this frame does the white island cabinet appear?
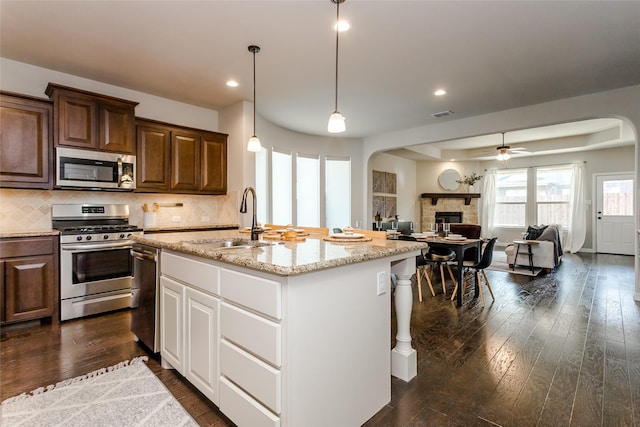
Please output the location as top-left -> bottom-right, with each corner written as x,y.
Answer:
160,250 -> 220,404
159,248 -> 404,427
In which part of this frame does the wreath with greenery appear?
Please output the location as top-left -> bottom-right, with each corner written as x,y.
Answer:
456,172 -> 483,186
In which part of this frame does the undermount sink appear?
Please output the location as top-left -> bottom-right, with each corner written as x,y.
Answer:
183,238 -> 269,250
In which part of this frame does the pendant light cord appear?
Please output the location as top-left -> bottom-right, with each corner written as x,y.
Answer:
253,49 -> 257,136
334,0 -> 340,112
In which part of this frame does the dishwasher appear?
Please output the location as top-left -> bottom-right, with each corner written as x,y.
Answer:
131,243 -> 160,353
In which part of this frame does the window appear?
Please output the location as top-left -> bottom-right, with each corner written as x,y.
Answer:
255,147 -> 269,225
494,169 -> 527,226
536,167 -> 571,226
254,148 -> 351,229
493,165 -> 578,229
602,179 -> 633,216
296,154 -> 320,226
325,157 -> 351,231
272,149 -> 292,225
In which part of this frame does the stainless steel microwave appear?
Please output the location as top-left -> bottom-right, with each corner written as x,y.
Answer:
56,147 -> 136,190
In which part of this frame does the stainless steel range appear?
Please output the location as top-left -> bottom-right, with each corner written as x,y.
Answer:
52,204 -> 142,321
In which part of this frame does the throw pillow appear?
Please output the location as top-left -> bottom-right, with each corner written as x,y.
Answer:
526,224 -> 548,240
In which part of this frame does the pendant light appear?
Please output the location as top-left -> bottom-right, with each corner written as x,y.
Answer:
328,0 -> 346,133
247,45 -> 262,152
496,133 -> 511,161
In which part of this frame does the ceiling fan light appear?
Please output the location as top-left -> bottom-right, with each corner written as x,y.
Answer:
247,135 -> 262,152
496,152 -> 504,161
328,111 -> 346,133
503,152 -> 511,160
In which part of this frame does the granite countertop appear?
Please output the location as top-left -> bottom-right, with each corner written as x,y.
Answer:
134,230 -> 425,276
142,224 -> 239,233
0,230 -> 60,239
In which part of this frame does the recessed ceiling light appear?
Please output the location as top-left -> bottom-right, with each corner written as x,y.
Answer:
226,80 -> 239,87
434,89 -> 447,96
335,20 -> 350,31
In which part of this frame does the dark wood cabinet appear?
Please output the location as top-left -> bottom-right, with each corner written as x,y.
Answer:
171,130 -> 201,192
136,118 -> 227,195
201,133 -> 227,194
137,122 -> 171,191
0,236 -> 59,325
46,83 -> 138,154
0,92 -> 53,189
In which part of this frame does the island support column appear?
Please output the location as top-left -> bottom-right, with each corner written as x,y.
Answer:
391,257 -> 417,381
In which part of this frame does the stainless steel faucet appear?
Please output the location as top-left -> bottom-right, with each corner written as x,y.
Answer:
240,186 -> 262,240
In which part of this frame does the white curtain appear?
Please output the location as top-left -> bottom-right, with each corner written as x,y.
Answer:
565,162 -> 586,253
480,169 -> 497,239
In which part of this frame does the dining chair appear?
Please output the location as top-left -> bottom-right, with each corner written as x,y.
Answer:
403,236 -> 457,301
448,223 -> 482,261
451,237 -> 497,307
419,247 -> 457,300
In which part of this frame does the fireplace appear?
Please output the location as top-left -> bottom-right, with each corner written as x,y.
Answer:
435,211 -> 462,223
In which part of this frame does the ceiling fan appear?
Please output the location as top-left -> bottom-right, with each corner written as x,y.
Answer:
495,132 -> 528,161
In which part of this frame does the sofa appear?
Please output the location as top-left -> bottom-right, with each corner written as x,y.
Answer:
505,224 -> 563,273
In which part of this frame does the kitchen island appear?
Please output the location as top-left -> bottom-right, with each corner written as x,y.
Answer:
134,230 -> 423,427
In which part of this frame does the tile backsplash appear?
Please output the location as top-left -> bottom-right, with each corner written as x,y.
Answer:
0,189 -> 239,232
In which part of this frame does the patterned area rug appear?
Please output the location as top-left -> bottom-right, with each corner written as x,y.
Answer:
0,357 -> 198,427
486,250 -> 543,277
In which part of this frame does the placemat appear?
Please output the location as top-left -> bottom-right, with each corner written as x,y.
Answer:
323,236 -> 372,243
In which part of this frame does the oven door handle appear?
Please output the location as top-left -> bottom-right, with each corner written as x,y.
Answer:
131,250 -> 157,262
61,241 -> 134,251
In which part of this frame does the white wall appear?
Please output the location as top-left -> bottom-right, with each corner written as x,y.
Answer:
1,58 -> 218,131
369,153 -> 417,226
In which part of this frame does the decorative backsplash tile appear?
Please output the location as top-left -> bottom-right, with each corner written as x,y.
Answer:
0,189 -> 239,232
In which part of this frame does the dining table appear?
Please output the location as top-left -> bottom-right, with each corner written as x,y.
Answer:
390,233 -> 482,306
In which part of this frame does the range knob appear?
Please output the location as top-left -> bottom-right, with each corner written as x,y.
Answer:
86,235 -> 92,241
119,233 -> 125,239
126,233 -> 132,239
76,236 -> 83,242
103,235 -> 109,240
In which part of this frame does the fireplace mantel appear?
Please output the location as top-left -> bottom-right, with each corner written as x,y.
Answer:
420,193 -> 481,206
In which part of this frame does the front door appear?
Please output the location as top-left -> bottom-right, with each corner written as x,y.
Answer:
596,173 -> 635,255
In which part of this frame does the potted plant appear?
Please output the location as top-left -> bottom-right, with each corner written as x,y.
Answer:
456,172 -> 483,192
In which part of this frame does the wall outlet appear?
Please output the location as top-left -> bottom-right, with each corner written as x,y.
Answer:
171,215 -> 181,223
377,271 -> 386,295
201,215 -> 210,222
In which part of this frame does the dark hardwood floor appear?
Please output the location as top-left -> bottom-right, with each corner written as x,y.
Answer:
1,252 -> 638,426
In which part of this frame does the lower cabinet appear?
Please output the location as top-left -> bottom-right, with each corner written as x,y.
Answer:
159,276 -> 184,374
185,286 -> 219,403
158,249 -> 391,426
0,236 -> 59,324
160,251 -> 220,405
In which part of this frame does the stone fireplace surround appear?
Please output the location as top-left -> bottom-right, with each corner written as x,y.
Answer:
420,197 -> 479,232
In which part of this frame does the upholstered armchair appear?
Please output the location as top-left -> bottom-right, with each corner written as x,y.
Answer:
505,224 -> 563,273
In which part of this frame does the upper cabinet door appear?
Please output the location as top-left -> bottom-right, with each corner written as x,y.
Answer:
99,102 -> 136,153
55,93 -> 98,149
0,92 -> 53,189
46,83 -> 138,154
137,122 -> 171,191
201,132 -> 227,194
171,131 -> 201,193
